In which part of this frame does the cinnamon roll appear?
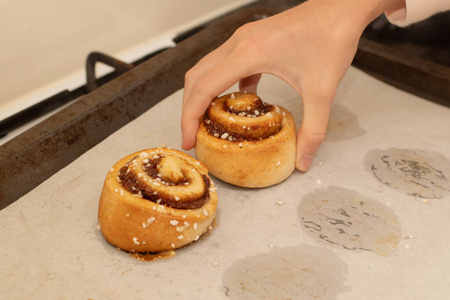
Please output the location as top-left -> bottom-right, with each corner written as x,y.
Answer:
98,148 -> 218,253
195,92 -> 296,188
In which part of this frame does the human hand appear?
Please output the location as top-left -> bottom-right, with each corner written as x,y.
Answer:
181,0 -> 403,171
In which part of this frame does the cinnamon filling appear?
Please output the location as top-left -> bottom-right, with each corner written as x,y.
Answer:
203,113 -> 246,141
226,98 -> 273,115
118,156 -> 210,209
204,92 -> 282,141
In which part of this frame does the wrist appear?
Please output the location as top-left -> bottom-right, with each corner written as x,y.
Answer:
347,0 -> 405,28
295,0 -> 405,36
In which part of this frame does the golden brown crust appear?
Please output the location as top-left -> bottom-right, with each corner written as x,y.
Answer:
98,148 -> 218,253
195,92 -> 296,188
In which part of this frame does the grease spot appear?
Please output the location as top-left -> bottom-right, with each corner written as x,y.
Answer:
223,246 -> 349,300
326,104 -> 366,141
297,103 -> 365,141
366,148 -> 450,198
298,187 -> 401,256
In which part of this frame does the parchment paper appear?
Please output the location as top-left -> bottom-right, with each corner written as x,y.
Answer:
1,67 -> 450,300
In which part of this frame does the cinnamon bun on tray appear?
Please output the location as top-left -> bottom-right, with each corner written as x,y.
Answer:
98,148 -> 218,253
195,92 -> 296,188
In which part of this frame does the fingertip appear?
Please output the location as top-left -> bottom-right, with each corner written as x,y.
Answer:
295,130 -> 325,173
181,133 -> 196,150
181,117 -> 199,151
296,153 -> 314,172
181,139 -> 193,151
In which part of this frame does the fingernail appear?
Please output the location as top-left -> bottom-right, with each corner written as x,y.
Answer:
298,154 -> 314,172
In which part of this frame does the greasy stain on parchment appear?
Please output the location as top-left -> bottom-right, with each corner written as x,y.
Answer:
297,103 -> 365,141
298,187 -> 401,256
325,104 -> 366,141
366,148 -> 450,199
223,246 -> 349,300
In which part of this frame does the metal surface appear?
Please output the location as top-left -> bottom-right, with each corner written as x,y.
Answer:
86,52 -> 134,91
0,50 -> 167,139
0,90 -> 73,138
354,37 -> 450,106
357,12 -> 450,106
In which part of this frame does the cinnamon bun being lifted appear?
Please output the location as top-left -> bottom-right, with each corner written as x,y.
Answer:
195,92 -> 296,188
98,148 -> 218,253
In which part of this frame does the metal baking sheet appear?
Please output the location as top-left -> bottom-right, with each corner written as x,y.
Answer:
1,67 -> 450,299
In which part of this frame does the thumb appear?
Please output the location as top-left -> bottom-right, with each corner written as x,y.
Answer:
296,87 -> 334,172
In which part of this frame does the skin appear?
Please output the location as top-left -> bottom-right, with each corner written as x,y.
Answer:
181,0 -> 405,172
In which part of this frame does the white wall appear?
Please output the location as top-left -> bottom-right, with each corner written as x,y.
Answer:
0,0 -> 254,119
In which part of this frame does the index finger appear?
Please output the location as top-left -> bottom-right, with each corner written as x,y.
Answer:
181,48 -> 260,150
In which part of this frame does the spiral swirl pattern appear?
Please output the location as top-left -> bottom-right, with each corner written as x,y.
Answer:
118,149 -> 210,209
203,92 -> 284,141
